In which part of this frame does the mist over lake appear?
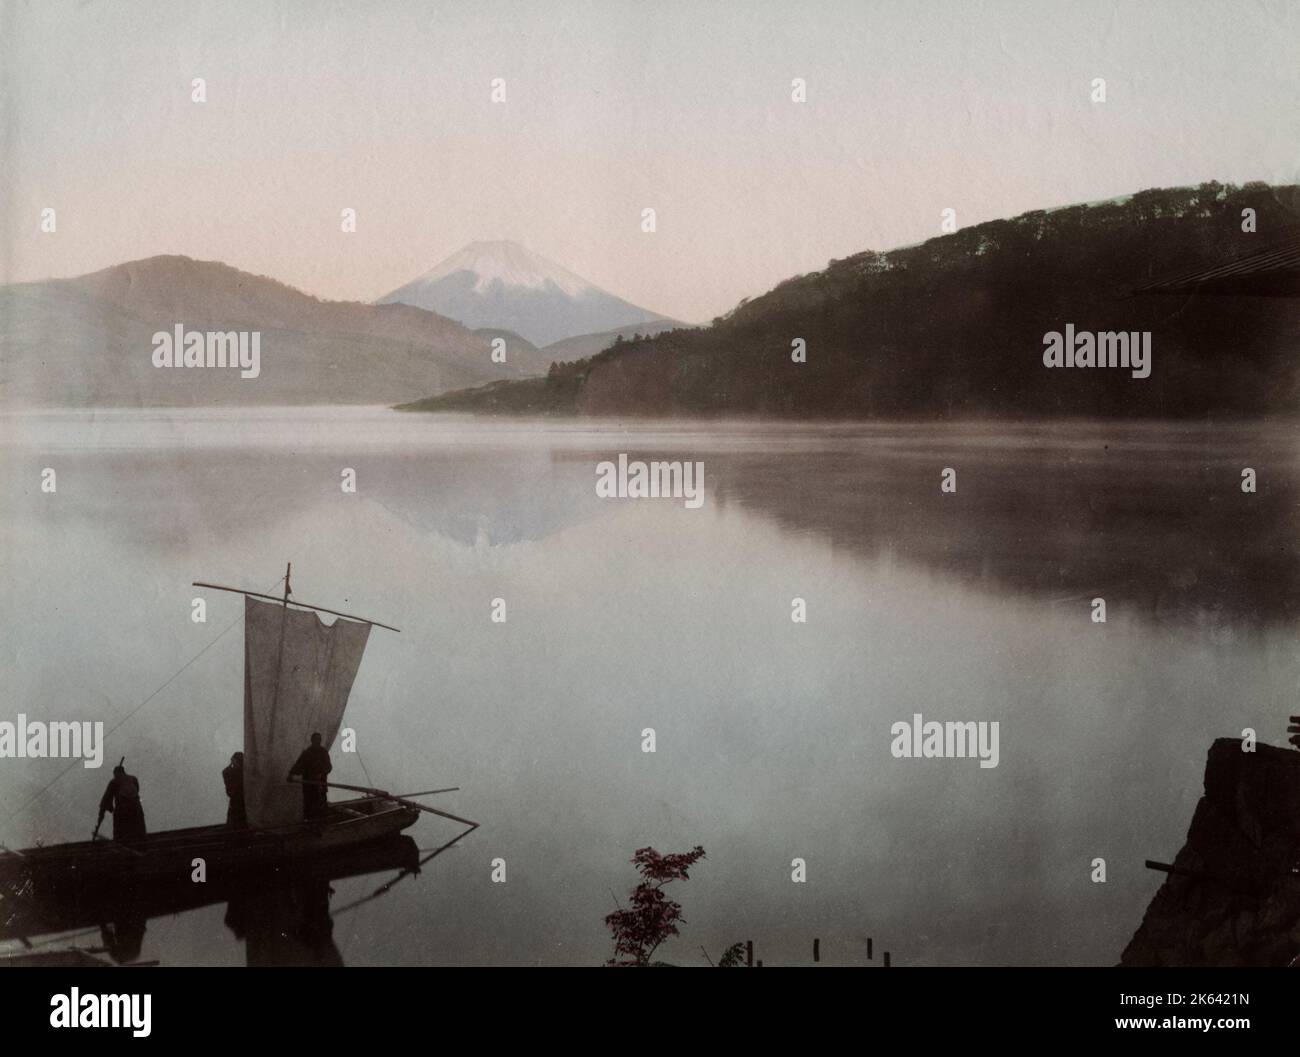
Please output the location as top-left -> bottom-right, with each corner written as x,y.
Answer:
3,407 -> 1295,966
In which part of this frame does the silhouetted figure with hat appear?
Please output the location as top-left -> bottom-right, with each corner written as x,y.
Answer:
223,751 -> 247,828
97,761 -> 146,842
287,733 -> 332,820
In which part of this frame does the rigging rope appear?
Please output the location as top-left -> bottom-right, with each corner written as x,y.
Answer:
0,576 -> 285,837
354,745 -> 374,789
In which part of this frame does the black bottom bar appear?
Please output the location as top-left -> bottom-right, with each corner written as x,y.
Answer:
1,966 -> 1293,1044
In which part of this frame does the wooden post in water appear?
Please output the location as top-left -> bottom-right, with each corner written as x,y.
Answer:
813,937 -> 820,963
746,940 -> 753,967
884,951 -> 891,967
867,937 -> 873,960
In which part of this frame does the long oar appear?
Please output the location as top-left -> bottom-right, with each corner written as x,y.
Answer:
383,787 -> 459,799
345,788 -> 460,809
302,779 -> 479,895
301,779 -> 478,826
300,779 -> 447,799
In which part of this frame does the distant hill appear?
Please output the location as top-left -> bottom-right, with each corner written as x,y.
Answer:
469,327 -> 550,375
470,319 -> 692,376
398,182 -> 1300,419
377,240 -> 680,346
0,256 -> 534,408
538,319 -> 688,363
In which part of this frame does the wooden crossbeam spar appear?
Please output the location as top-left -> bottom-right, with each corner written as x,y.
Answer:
192,582 -> 400,633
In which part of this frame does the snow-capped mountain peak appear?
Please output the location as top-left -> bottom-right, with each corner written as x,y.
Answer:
377,241 -> 674,346
415,240 -> 593,298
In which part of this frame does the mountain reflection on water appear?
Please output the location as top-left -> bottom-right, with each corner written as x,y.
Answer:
10,412 -> 1297,628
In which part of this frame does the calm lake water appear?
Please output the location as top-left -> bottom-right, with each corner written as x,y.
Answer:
2,408 -> 1297,966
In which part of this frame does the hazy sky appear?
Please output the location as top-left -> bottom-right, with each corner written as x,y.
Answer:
2,0 -> 1297,322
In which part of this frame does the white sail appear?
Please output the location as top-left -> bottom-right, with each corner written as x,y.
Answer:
242,596 -> 372,828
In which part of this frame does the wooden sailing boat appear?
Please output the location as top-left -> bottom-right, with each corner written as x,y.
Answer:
0,564 -> 476,891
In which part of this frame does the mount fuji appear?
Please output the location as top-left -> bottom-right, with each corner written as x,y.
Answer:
377,241 -> 678,347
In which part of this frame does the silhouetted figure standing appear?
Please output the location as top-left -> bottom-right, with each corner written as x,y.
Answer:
287,733 -> 332,820
223,751 -> 247,828
97,764 -> 146,842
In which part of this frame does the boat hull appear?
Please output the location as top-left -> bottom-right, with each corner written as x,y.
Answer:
1,797 -> 419,890
0,832 -> 420,947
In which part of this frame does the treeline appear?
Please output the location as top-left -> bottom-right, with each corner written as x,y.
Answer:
397,182 -> 1300,418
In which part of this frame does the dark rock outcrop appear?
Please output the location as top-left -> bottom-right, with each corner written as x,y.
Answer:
1121,738 -> 1300,966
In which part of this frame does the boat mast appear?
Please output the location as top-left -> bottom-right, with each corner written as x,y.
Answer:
265,562 -> 292,742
